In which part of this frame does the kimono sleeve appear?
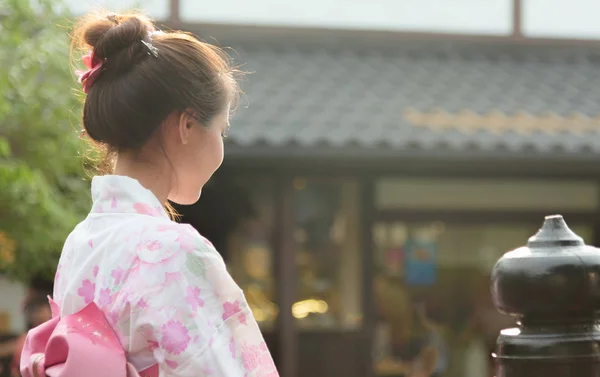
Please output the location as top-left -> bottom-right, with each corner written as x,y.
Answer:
129,233 -> 278,377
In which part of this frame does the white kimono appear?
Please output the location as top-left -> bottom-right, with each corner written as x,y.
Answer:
53,175 -> 278,377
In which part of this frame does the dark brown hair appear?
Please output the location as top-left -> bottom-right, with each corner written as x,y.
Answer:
72,12 -> 239,161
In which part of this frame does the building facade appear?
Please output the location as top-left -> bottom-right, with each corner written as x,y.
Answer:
173,2 -> 600,376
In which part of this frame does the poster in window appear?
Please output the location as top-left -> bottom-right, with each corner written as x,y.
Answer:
404,238 -> 437,286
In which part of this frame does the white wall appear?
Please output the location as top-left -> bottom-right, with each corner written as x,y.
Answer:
181,0 -> 513,35
60,0 -> 513,35
523,0 -> 600,39
0,277 -> 26,333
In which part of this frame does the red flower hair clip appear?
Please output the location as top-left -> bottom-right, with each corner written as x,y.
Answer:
76,51 -> 103,93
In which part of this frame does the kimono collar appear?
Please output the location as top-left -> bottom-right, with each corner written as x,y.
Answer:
90,175 -> 169,219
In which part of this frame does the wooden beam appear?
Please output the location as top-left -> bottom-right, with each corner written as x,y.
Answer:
164,20 -> 600,48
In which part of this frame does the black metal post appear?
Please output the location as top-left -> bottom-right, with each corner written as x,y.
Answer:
491,215 -> 600,377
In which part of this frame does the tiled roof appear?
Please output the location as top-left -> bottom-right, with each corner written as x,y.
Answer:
227,44 -> 600,155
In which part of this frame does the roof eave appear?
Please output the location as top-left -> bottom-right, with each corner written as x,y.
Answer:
224,143 -> 600,161
223,144 -> 600,177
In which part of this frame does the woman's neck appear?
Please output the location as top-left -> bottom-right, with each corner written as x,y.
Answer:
113,153 -> 172,204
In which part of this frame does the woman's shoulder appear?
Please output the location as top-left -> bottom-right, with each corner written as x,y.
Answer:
121,221 -> 243,321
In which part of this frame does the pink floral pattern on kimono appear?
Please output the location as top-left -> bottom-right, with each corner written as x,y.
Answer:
53,175 -> 278,377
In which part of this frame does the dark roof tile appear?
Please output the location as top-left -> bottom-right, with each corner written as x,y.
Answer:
227,44 -> 600,155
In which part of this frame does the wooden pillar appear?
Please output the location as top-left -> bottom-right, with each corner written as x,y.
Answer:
592,184 -> 600,247
169,0 -> 180,23
512,0 -> 522,39
360,175 -> 376,377
274,175 -> 297,377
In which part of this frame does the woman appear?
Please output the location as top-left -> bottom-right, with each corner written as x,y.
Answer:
20,11 -> 277,377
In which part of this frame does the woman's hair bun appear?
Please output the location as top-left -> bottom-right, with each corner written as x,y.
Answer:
74,13 -> 155,61
73,10 -> 240,159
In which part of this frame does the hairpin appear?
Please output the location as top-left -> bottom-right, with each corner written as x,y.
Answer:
141,40 -> 158,57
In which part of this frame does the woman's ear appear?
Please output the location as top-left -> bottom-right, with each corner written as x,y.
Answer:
178,111 -> 194,145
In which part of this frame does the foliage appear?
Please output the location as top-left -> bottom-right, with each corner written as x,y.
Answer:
0,0 -> 91,282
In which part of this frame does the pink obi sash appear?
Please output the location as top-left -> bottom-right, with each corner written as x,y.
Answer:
20,298 -> 158,377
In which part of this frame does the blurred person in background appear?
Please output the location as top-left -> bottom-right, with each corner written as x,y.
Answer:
0,276 -> 53,377
461,283 -> 514,377
11,294 -> 52,377
373,275 -> 448,377
25,275 -> 53,302
408,300 -> 448,377
373,274 -> 412,376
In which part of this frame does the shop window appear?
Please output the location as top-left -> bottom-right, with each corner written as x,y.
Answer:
372,220 -> 592,377
226,178 -> 278,331
292,179 -> 362,330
